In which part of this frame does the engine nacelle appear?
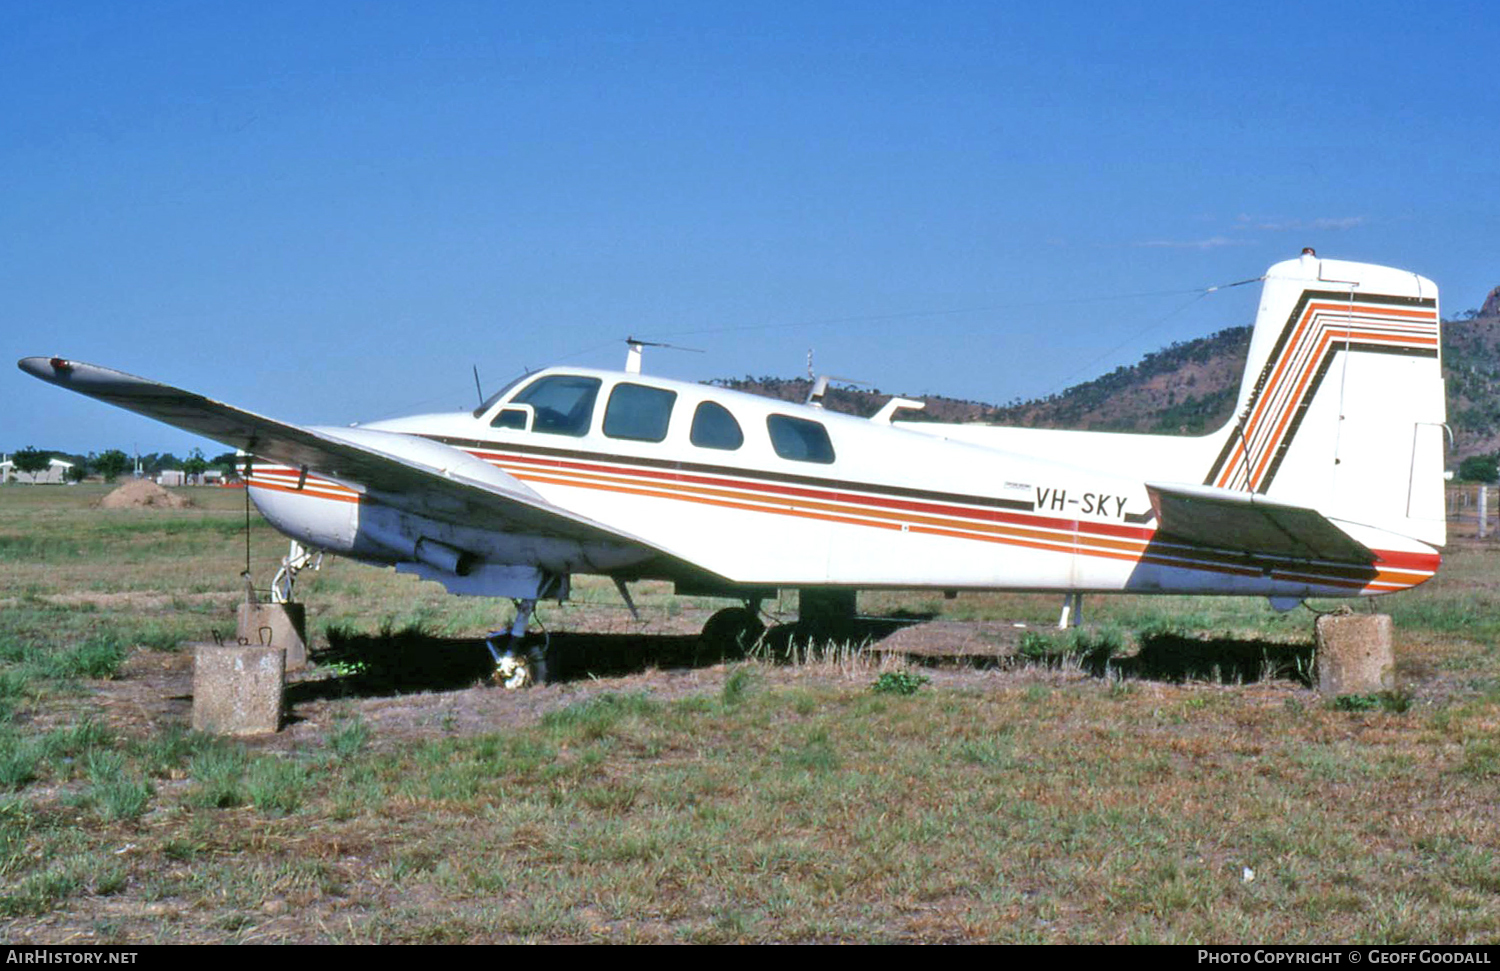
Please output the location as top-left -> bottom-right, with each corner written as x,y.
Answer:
249,480 -> 360,553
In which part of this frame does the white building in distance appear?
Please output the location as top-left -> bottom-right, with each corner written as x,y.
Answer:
0,456 -> 75,484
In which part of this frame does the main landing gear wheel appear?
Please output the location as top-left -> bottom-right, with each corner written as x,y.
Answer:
700,606 -> 766,657
493,642 -> 547,690
484,597 -> 549,689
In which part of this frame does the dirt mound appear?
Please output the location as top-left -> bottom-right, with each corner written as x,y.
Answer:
98,479 -> 196,509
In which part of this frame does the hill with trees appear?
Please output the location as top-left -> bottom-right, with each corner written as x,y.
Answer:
721,286 -> 1500,469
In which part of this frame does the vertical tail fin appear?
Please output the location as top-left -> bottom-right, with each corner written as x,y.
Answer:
1204,251 -> 1445,546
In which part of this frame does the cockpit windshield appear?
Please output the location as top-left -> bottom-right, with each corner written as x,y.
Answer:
471,371 -> 533,418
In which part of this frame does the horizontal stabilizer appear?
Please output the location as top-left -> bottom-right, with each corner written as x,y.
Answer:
1146,482 -> 1375,564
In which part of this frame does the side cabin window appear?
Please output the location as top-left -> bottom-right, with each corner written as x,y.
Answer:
603,382 -> 677,443
690,400 -> 743,450
509,375 -> 601,437
767,414 -> 835,464
490,408 -> 528,430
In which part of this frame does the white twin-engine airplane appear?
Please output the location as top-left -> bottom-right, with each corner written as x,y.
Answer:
21,251 -> 1446,687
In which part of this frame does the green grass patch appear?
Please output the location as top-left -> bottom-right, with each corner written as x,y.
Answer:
541,692 -> 660,741
40,717 -> 114,761
189,744 -> 248,808
82,750 -> 153,821
0,731 -> 41,790
781,727 -> 841,774
246,756 -> 309,815
327,713 -> 370,761
871,670 -> 930,695
721,665 -> 758,706
1332,691 -> 1413,714
0,535 -> 86,562
41,636 -> 127,680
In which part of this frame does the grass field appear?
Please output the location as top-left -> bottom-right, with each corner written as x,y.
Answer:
0,483 -> 1497,943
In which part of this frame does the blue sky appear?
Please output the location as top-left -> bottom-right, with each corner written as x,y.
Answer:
4,1 -> 1497,455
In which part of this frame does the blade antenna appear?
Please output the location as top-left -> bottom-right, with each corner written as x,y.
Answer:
623,336 -> 704,374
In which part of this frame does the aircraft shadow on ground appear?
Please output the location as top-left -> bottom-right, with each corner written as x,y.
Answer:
288,617 -> 926,701
286,620 -> 1313,702
1085,633 -> 1315,686
889,630 -> 1316,687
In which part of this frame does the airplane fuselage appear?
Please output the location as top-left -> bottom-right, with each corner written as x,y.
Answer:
246,363 -> 1440,602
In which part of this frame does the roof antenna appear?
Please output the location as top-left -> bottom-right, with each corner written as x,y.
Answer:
805,373 -> 874,408
623,336 -> 703,374
804,348 -> 874,409
472,365 -> 484,407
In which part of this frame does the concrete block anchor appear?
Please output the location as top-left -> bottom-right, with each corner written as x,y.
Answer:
237,602 -> 308,672
1315,612 -> 1395,697
192,643 -> 285,736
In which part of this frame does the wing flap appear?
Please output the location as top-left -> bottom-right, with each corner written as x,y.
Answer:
1146,481 -> 1376,564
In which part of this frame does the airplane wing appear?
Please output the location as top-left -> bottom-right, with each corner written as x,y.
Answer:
1145,481 -> 1376,564
17,356 -> 707,569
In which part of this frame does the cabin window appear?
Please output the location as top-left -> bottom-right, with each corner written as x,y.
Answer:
490,407 -> 529,430
690,401 -> 744,450
510,375 -> 602,437
767,414 -> 835,464
603,382 -> 677,443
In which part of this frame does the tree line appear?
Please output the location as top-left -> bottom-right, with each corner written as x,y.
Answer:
3,447 -> 241,483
